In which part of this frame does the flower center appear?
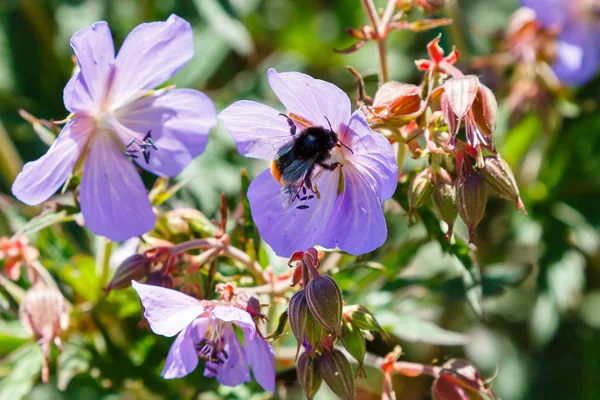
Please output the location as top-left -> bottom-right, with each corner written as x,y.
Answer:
194,323 -> 230,373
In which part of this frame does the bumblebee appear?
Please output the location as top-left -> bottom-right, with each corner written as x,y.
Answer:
270,114 -> 349,209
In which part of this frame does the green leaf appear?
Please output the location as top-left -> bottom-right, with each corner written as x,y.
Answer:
381,313 -> 470,346
56,255 -> 102,303
0,343 -> 42,400
13,209 -> 70,238
57,343 -> 92,391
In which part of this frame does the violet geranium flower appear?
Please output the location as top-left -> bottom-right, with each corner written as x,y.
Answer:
219,69 -> 398,257
12,15 -> 217,241
132,281 -> 275,390
522,0 -> 600,85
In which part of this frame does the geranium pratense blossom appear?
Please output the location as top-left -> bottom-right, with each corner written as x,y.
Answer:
219,69 -> 398,256
132,281 -> 275,390
12,15 -> 217,241
522,0 -> 600,85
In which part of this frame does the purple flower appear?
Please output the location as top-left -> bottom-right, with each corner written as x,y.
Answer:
132,281 -> 275,391
219,69 -> 398,257
12,15 -> 217,241
522,0 -> 600,85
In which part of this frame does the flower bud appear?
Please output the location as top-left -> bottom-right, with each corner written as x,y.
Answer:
297,351 -> 322,400
481,156 -> 527,213
105,254 -> 150,293
19,284 -> 69,383
408,168 -> 433,217
433,173 -> 457,239
288,290 -> 308,344
471,84 -> 498,138
372,82 -> 423,119
340,321 -> 366,370
306,275 -> 342,333
456,170 -> 487,243
305,310 -> 324,348
432,359 -> 498,400
343,305 -> 389,340
318,349 -> 356,400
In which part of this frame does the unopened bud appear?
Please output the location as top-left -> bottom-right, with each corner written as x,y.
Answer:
481,156 -> 526,213
318,349 -> 356,400
432,359 -> 498,400
105,254 -> 150,293
433,172 -> 457,239
456,170 -> 487,243
305,310 -> 324,348
306,275 -> 342,333
297,351 -> 322,400
408,169 -> 433,217
471,84 -> 498,138
340,321 -> 366,371
288,290 -> 308,344
344,305 -> 389,340
19,284 -> 69,383
373,82 -> 422,118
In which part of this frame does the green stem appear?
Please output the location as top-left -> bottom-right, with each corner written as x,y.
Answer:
95,237 -> 112,291
0,120 -> 23,186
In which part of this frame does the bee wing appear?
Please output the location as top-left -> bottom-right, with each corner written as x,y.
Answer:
279,156 -> 318,209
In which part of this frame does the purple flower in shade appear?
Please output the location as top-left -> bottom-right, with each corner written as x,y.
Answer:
11,15 -> 217,241
131,281 -> 275,391
522,0 -> 600,85
219,69 -> 398,257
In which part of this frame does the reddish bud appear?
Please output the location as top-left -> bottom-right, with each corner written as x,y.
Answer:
481,156 -> 527,213
318,349 -> 356,400
471,84 -> 498,137
456,169 -> 487,243
432,359 -> 499,400
288,290 -> 308,344
443,76 -> 480,120
0,236 -> 38,280
372,82 -> 423,119
19,284 -> 69,383
305,275 -> 342,333
105,254 -> 150,293
297,351 -> 322,400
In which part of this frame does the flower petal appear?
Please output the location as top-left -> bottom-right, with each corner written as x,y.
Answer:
267,69 -> 351,131
131,281 -> 204,337
212,305 -> 256,339
12,118 -> 92,206
115,88 -> 215,176
161,325 -> 199,379
64,22 -> 115,115
80,132 -> 156,241
248,168 -> 339,257
320,166 -> 388,255
219,100 -> 292,160
342,111 -> 398,201
244,332 -> 276,392
204,325 -> 251,387
553,24 -> 599,85
110,14 -> 193,108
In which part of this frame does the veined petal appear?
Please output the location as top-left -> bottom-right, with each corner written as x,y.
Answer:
342,111 -> 398,201
219,100 -> 292,160
212,305 -> 256,339
521,0 -> 569,27
79,132 -> 156,241
267,69 -> 351,130
12,118 -> 92,205
162,325 -> 199,379
110,15 -> 193,109
116,89 -> 216,177
320,167 -> 388,255
553,23 -> 599,85
132,281 -> 204,337
204,325 -> 251,387
64,22 -> 115,115
244,332 -> 276,392
248,168 -> 339,257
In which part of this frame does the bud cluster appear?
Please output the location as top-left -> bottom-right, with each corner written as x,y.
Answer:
287,249 -> 389,399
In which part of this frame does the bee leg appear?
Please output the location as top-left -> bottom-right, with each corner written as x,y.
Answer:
279,113 -> 297,136
318,162 -> 341,171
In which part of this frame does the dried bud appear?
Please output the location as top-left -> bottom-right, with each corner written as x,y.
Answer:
481,156 -> 527,213
105,254 -> 150,293
19,284 -> 69,383
433,172 -> 457,239
432,359 -> 499,400
456,170 -> 487,243
297,351 -> 322,400
408,168 -> 434,217
340,321 -> 366,371
305,275 -> 342,333
343,305 -> 389,340
443,76 -> 480,120
372,82 -> 423,118
471,84 -> 498,137
288,290 -> 308,344
318,349 -> 356,400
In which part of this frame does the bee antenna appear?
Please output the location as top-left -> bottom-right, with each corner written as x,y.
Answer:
323,116 -> 334,132
338,140 -> 354,154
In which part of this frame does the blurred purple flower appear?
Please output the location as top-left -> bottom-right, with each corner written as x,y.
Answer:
219,69 -> 398,256
132,281 -> 275,391
522,0 -> 600,85
12,15 -> 217,241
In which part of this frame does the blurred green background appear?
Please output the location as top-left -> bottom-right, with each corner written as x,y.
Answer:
1,0 -> 600,399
